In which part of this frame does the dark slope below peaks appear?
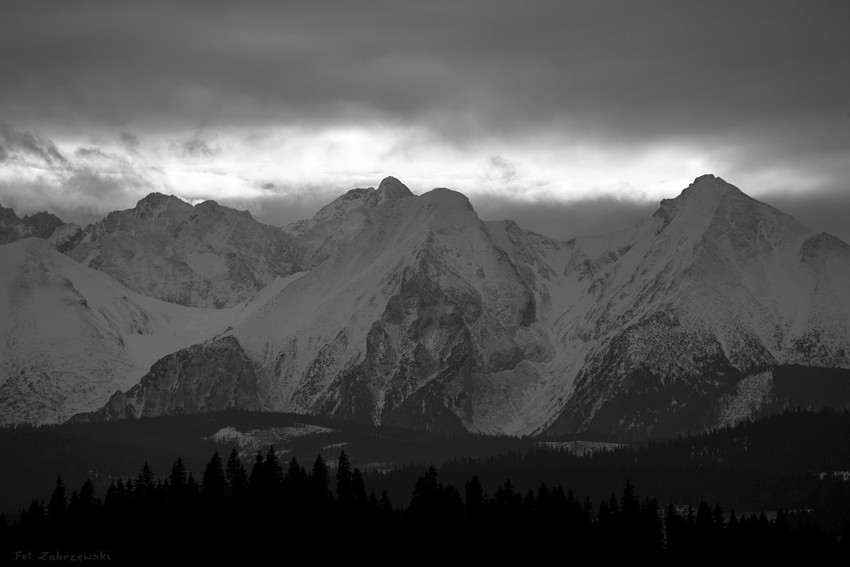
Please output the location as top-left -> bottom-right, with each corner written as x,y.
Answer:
74,335 -> 261,422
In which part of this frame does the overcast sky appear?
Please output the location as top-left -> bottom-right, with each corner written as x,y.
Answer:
1,0 -> 848,242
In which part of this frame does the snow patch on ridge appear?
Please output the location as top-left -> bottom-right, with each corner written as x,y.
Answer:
206,424 -> 335,457
538,440 -> 630,456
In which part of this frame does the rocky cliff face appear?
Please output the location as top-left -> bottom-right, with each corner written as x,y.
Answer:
62,194 -> 299,308
76,336 -> 260,422
0,204 -> 75,245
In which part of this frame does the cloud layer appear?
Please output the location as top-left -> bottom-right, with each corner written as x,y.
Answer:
0,1 -> 848,241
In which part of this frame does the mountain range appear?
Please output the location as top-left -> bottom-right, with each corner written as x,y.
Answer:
1,175 -> 848,437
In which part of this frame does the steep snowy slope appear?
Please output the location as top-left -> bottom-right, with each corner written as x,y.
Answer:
63,193 -> 298,308
0,238 -> 232,425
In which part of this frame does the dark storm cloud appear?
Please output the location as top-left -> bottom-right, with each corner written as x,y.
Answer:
3,1 -> 847,143
119,131 -> 141,152
0,123 -> 68,166
2,1 -> 848,235
74,147 -> 110,160
64,168 -> 135,199
0,126 -> 158,222
174,130 -> 220,158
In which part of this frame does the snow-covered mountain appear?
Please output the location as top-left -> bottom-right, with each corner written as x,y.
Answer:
3,174 -> 849,436
93,174 -> 849,437
237,184 -> 551,434
0,238 -> 231,425
546,175 -> 850,436
61,193 -> 299,308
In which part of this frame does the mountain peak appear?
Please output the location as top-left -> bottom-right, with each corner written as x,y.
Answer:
693,173 -> 718,183
21,211 -> 64,237
377,176 -> 414,201
658,175 -> 745,210
195,199 -> 255,221
133,193 -> 192,223
679,174 -> 742,200
421,187 -> 474,211
0,203 -> 19,221
135,192 -> 185,210
653,175 -> 751,235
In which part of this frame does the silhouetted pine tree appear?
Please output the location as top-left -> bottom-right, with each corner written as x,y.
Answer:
352,468 -> 367,507
310,454 -> 330,502
136,462 -> 155,495
169,457 -> 187,490
336,450 -> 353,505
46,476 -> 66,524
464,475 -> 484,519
226,448 -> 249,504
263,446 -> 283,490
249,450 -> 265,496
202,451 -> 227,519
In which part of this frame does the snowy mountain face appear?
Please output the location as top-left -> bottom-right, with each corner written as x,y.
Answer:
239,185 -> 552,434
62,194 -> 299,308
2,174 -> 848,437
0,239 -> 232,425
249,174 -> 849,437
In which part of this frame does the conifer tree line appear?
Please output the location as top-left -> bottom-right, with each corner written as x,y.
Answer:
2,448 -> 848,564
